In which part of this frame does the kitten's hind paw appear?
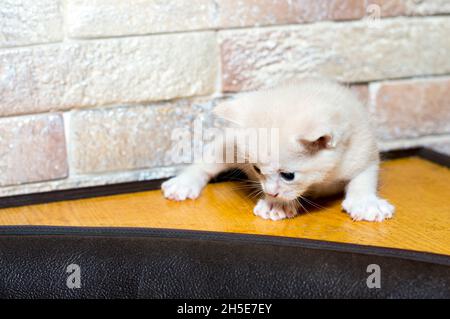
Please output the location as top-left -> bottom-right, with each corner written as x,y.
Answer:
161,175 -> 205,201
342,195 -> 394,222
253,199 -> 297,221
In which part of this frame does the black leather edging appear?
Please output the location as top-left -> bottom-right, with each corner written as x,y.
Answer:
0,225 -> 448,266
380,147 -> 450,168
417,148 -> 450,168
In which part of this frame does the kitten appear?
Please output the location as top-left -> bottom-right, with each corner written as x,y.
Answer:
162,78 -> 394,222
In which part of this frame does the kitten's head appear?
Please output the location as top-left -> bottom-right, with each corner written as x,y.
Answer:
247,130 -> 338,202
213,80 -> 352,202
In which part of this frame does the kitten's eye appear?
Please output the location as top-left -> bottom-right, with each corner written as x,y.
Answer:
280,172 -> 295,181
253,165 -> 261,174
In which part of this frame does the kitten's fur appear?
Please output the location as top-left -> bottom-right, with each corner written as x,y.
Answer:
162,78 -> 394,222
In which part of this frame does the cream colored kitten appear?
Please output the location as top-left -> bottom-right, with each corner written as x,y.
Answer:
162,78 -> 394,222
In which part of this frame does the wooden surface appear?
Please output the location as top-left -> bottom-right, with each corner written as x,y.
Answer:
0,157 -> 449,255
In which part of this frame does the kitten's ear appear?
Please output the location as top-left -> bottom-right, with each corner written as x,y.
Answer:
212,99 -> 243,126
297,131 -> 335,152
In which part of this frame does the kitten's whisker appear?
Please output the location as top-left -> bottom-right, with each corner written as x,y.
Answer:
248,189 -> 264,200
299,195 -> 325,210
233,184 -> 261,190
295,198 -> 310,214
232,182 -> 261,187
231,185 -> 254,190
234,179 -> 260,185
227,176 -> 260,184
248,188 -> 263,196
222,169 -> 244,180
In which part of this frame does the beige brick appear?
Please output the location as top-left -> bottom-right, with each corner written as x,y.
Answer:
67,0 -> 216,38
370,77 -> 450,140
217,0 -> 365,28
69,100 -> 215,174
220,17 -> 450,92
0,0 -> 63,48
64,0 -> 450,38
366,0 -> 407,17
405,0 -> 450,15
0,114 -> 67,186
366,0 -> 450,17
0,32 -> 218,116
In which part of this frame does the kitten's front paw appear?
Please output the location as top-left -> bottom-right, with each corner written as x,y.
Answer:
161,175 -> 205,201
342,195 -> 394,222
253,199 -> 297,221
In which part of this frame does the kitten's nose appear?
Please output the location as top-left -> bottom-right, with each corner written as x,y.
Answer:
266,192 -> 278,198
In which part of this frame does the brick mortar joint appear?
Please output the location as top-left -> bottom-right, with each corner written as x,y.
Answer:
2,14 -> 449,51
216,15 -> 450,35
62,111 -> 73,180
0,70 -> 448,121
0,90 -> 223,119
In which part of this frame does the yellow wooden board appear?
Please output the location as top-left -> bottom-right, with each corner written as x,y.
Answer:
0,157 -> 449,255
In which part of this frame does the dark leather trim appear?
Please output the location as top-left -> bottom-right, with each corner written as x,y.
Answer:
0,226 -> 448,298
0,226 -> 449,266
380,147 -> 450,168
0,148 -> 449,209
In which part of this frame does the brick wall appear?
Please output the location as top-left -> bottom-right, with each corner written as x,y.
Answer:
0,0 -> 449,196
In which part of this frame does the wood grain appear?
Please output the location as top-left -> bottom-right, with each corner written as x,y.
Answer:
0,157 -> 449,255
